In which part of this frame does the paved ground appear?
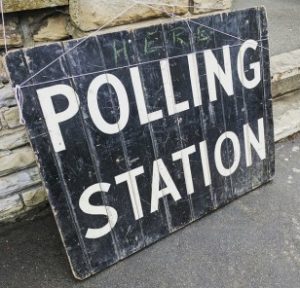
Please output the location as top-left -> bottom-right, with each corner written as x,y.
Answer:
232,0 -> 300,55
1,134 -> 300,288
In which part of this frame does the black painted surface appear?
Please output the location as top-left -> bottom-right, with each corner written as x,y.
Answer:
5,8 -> 274,280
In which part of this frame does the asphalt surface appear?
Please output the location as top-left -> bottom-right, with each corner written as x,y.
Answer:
232,0 -> 300,55
0,134 -> 300,288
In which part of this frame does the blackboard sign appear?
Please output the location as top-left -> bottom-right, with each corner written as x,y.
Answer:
6,7 -> 274,280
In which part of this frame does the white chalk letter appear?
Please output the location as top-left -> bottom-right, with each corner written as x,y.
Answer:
115,166 -> 144,220
199,141 -> 212,186
37,84 -> 79,153
172,145 -> 196,195
214,132 -> 241,177
88,74 -> 129,134
204,45 -> 234,102
79,183 -> 118,239
160,59 -> 190,115
188,53 -> 202,107
151,159 -> 181,213
237,39 -> 261,89
130,66 -> 163,125
244,118 -> 266,167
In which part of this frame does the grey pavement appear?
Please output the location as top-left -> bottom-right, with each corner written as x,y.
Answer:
1,134 -> 300,288
233,0 -> 300,55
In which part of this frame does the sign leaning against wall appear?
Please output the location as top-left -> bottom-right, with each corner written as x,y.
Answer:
5,7 -> 274,280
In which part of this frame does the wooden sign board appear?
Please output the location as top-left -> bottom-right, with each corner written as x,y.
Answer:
6,7 -> 274,280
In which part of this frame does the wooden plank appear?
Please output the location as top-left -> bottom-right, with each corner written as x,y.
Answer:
64,35 -> 146,260
97,30 -> 171,246
5,47 -> 93,279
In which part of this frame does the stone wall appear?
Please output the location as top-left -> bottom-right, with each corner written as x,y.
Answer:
0,0 -> 232,222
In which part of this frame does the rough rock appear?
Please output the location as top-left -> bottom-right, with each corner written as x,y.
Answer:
69,0 -> 189,32
273,90 -> 300,142
33,14 -> 69,42
21,185 -> 47,207
0,56 -> 9,84
0,146 -> 36,176
271,49 -> 300,98
2,106 -> 21,129
0,84 -> 16,108
2,0 -> 68,13
0,194 -> 24,221
0,167 -> 41,197
0,127 -> 28,150
271,49 -> 300,81
192,0 -> 232,14
0,16 -> 23,48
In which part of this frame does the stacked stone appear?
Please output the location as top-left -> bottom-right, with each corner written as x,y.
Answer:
0,0 -> 231,221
